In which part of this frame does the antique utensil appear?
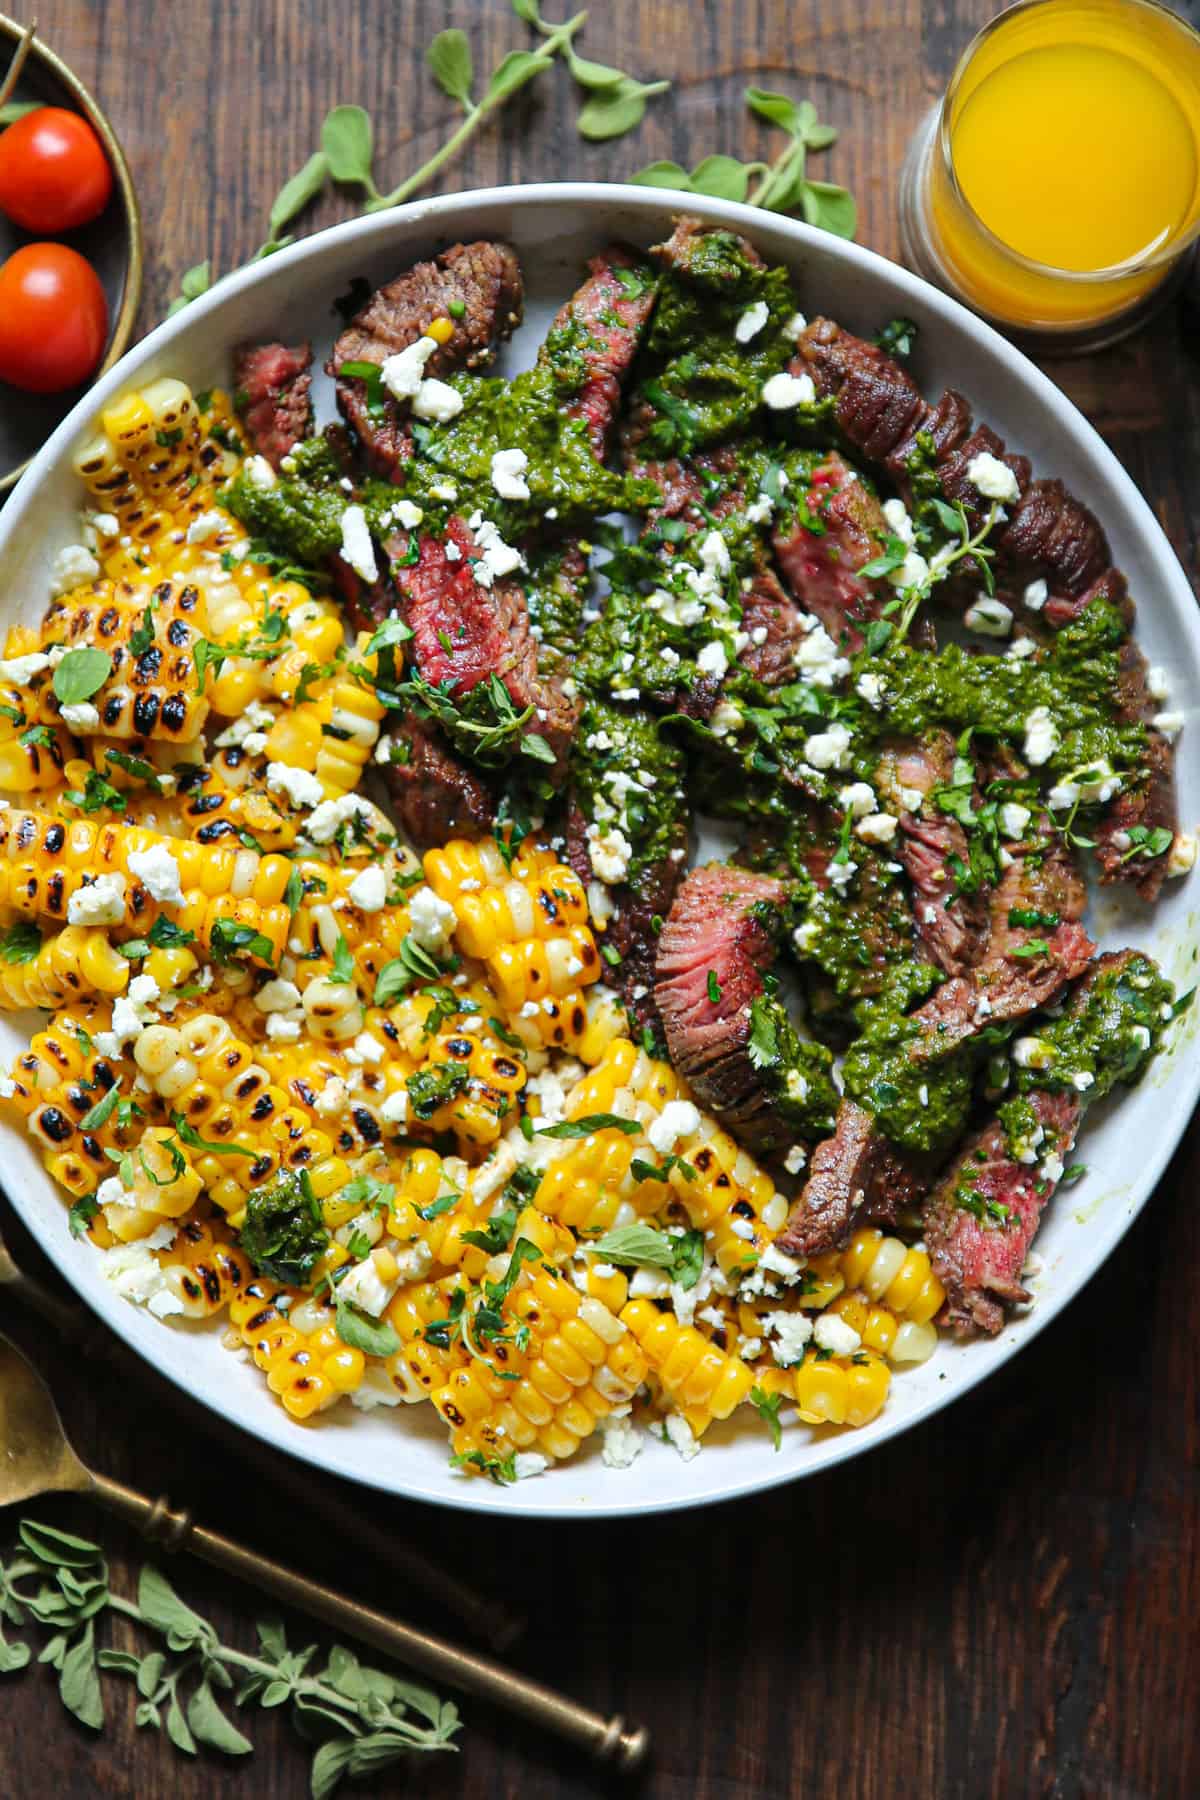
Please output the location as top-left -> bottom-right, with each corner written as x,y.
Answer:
0,1333 -> 647,1768
0,15 -> 36,111
0,1211 -> 520,1649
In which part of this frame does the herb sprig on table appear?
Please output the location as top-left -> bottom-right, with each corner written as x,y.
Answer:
168,0 -> 670,312
0,1519 -> 459,1797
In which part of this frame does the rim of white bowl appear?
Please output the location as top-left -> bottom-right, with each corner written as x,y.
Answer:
1,183 -> 1197,1519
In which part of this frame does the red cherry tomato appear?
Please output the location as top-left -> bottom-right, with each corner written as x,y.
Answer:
0,106 -> 113,233
0,244 -> 108,393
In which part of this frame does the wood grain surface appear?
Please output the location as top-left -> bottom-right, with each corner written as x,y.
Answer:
2,2 -> 1199,1796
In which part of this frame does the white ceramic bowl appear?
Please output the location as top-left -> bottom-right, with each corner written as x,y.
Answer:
1,185 -> 1196,1518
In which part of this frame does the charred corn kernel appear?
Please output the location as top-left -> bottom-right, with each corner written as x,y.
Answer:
791,1349 -> 891,1429
158,1219 -> 254,1318
0,925 -> 129,1011
0,713 -> 69,792
487,928 -> 600,1011
621,1298 -> 754,1431
437,860 -> 590,959
574,988 -> 629,1065
39,577 -> 210,741
422,836 -> 556,902
314,655 -> 386,798
839,1228 -> 945,1326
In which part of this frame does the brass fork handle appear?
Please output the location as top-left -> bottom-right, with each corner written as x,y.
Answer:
91,1472 -> 647,1769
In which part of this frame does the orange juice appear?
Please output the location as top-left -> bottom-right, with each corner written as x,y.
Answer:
920,0 -> 1200,333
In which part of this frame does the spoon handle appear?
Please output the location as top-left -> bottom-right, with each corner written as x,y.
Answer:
90,1471 -> 647,1770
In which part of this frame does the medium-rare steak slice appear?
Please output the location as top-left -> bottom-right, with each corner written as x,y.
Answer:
233,341 -> 313,469
541,248 -> 658,458
774,1099 -> 932,1257
875,731 -> 989,979
924,947 -> 1174,1334
654,864 -> 837,1155
771,452 -> 900,654
923,1087 -> 1082,1337
392,520 -> 579,776
327,240 -> 523,477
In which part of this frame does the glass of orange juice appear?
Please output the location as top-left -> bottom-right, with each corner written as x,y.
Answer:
898,0 -> 1200,349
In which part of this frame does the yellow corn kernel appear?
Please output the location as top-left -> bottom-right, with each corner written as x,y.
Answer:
791,1349 -> 891,1429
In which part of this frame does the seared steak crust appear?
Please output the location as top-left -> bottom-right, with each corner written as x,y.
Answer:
544,247 -> 657,457
384,717 -> 496,849
328,240 -> 523,477
233,341 -> 313,469
771,452 -> 895,654
565,802 -> 686,1038
877,732 -> 988,979
775,1100 -> 931,1257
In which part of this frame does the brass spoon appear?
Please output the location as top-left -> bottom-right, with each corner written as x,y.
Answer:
0,1212 -> 520,1649
0,1333 -> 648,1769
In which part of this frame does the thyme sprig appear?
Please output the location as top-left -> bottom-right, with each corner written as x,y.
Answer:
0,1519 -> 458,1797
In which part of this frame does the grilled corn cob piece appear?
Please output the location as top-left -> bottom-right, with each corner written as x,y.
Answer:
38,578 -> 209,742
620,1298 -> 755,1439
156,1217 -> 255,1317
228,1278 -> 365,1419
0,924 -> 129,1010
791,1348 -> 891,1428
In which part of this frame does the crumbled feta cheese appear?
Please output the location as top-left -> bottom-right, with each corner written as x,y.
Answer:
838,782 -> 875,819
966,451 -> 1020,504
127,844 -> 184,906
735,300 -> 770,343
392,498 -> 423,529
490,447 -> 530,501
601,1415 -> 643,1468
243,455 -> 277,492
1040,1152 -> 1065,1185
764,1311 -> 813,1366
629,1267 -> 672,1299
338,505 -> 378,585
802,723 -> 853,771
512,1452 -> 549,1481
266,761 -> 325,811
1007,636 -> 1038,661
1147,666 -> 1170,702
1022,706 -> 1058,766
412,377 -> 463,422
813,1312 -> 861,1356
881,497 -> 916,544
1072,1071 -> 1095,1092
214,701 -> 274,748
51,543 -> 101,594
60,701 -> 100,732
347,864 -> 387,912
1152,710 -> 1184,739
663,1414 -> 700,1462
337,1256 -> 396,1318
856,811 -> 899,844
964,596 -> 1014,637
1000,802 -> 1032,839
0,652 -> 50,684
828,858 -> 857,892
762,370 -> 815,410
407,884 -> 457,952
380,1089 -> 409,1126
67,872 -> 126,927
305,793 -> 377,845
380,335 -> 437,398
783,1144 -> 807,1175
783,312 -> 807,341
696,640 -> 728,680
89,512 -> 120,541
889,548 -> 930,591
1167,830 -> 1197,878
265,1014 -> 301,1041
759,1243 -> 804,1284
647,1099 -> 701,1155
856,671 -> 885,709
1012,1035 -> 1054,1071
588,827 -> 633,886
898,785 -> 924,814
709,700 -> 743,738
242,731 -> 268,756
186,509 -> 226,545
793,621 -> 850,688
467,511 -> 524,586
101,1242 -> 182,1317
744,495 -> 773,524
444,540 -> 461,561
1023,578 -> 1048,612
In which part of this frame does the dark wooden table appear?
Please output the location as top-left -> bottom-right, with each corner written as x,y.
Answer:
2,2 -> 1198,1795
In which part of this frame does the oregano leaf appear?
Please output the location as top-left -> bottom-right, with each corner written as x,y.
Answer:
566,48 -> 625,90
166,1691 -> 198,1755
59,1622 -> 104,1730
0,1636 -> 31,1672
138,1565 -> 206,1645
628,159 -> 693,190
745,86 -> 806,134
688,154 -> 752,202
187,1678 -> 254,1754
268,152 -> 329,239
321,105 -> 374,187
18,1520 -> 102,1568
801,179 -> 857,239
427,29 -> 475,108
577,76 -> 667,142
311,1738 -> 355,1800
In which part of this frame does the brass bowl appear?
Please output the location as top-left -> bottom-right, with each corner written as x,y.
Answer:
0,13 -> 143,494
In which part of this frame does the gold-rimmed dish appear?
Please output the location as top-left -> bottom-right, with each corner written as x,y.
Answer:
0,13 -> 142,495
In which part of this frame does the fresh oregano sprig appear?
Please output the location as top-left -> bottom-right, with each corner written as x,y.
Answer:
632,85 -> 857,238
168,2 -> 668,311
0,1519 -> 459,1798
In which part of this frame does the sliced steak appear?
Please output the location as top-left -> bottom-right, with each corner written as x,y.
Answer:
651,215 -> 766,284
327,240 -> 523,477
565,799 -> 687,1039
771,452 -> 895,653
923,1087 -> 1081,1336
233,341 -> 313,469
775,1099 -> 932,1257
542,247 -> 657,457
876,731 -> 988,978
999,479 -> 1109,598
393,520 -> 578,773
384,716 -> 496,849
740,564 -> 812,685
